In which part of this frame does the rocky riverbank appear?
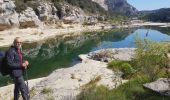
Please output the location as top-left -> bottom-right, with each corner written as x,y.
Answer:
0,23 -> 114,47
0,48 -> 135,100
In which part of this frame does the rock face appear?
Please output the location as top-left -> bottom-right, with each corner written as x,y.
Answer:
0,0 -> 90,30
92,0 -> 137,16
0,0 -> 19,30
0,0 -> 138,30
143,78 -> 170,96
61,4 -> 86,24
37,2 -> 59,24
19,7 -> 41,28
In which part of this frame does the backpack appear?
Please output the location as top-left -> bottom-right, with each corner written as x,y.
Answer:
0,51 -> 9,76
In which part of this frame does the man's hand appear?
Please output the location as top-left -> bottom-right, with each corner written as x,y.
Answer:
24,60 -> 29,66
22,60 -> 29,69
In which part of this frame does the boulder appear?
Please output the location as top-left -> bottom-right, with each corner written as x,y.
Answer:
143,78 -> 170,96
0,0 -> 19,30
61,4 -> 86,24
0,0 -> 15,15
19,7 -> 41,28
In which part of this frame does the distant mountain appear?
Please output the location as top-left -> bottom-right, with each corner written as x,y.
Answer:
139,8 -> 170,22
92,0 -> 138,16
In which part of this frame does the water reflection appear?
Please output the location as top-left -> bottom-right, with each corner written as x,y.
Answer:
22,29 -> 131,79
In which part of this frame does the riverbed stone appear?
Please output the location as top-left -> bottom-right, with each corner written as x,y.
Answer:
88,48 -> 135,62
143,78 -> 170,96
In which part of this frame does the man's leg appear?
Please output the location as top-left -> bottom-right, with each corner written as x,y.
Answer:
18,76 -> 29,100
13,82 -> 20,100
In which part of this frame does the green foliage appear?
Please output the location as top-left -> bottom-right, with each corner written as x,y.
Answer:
14,0 -> 39,13
14,0 -> 27,13
110,15 -> 128,23
108,60 -> 136,78
52,0 -> 108,15
41,87 -> 53,94
77,75 -> 170,100
134,38 -> 169,81
81,76 -> 101,90
77,85 -> 111,100
141,8 -> 170,22
78,37 -> 170,100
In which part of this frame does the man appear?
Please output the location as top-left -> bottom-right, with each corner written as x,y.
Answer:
7,37 -> 29,100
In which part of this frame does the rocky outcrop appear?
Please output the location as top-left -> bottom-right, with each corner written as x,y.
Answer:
143,78 -> 170,96
88,48 -> 135,62
61,4 -> 86,24
19,7 -> 41,28
0,0 -> 91,30
0,0 -> 19,30
31,53 -> 127,100
37,2 -> 59,24
0,0 -> 134,30
92,0 -> 137,16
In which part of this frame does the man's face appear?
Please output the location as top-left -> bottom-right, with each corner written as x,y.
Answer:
14,38 -> 22,49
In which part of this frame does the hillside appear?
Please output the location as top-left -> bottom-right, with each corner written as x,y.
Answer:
139,8 -> 170,22
92,0 -> 138,16
0,0 -> 137,31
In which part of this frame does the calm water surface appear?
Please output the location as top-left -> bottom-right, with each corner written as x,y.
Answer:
0,27 -> 170,86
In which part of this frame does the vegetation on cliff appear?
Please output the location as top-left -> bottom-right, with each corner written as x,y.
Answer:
14,0 -> 108,15
139,8 -> 170,22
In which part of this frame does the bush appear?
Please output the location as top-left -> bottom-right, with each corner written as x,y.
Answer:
108,60 -> 136,78
14,0 -> 27,13
78,38 -> 170,100
77,74 -> 170,100
14,0 -> 39,13
134,38 -> 169,81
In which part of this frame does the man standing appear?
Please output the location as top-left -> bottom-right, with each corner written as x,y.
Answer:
7,37 -> 29,100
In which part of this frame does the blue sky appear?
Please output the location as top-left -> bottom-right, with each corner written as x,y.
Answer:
127,0 -> 170,11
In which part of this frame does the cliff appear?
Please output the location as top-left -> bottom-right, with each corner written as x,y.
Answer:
0,0 -> 137,31
0,0 -> 103,31
92,0 -> 138,16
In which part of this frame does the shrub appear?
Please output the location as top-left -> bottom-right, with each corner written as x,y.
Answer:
14,0 -> 39,13
78,38 -> 170,100
41,87 -> 53,94
108,60 -> 136,78
134,38 -> 169,81
14,0 -> 27,13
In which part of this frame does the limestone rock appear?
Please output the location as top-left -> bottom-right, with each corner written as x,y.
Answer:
0,17 -> 11,31
19,7 -> 41,28
62,4 -> 87,24
0,0 -> 15,15
31,54 -> 124,100
88,48 -> 135,62
92,0 -> 137,16
143,78 -> 170,96
85,16 -> 98,25
37,2 -> 59,24
0,0 -> 19,30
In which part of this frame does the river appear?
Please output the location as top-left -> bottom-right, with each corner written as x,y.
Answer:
0,26 -> 170,87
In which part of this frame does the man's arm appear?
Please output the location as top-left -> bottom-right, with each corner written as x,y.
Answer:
6,49 -> 22,69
